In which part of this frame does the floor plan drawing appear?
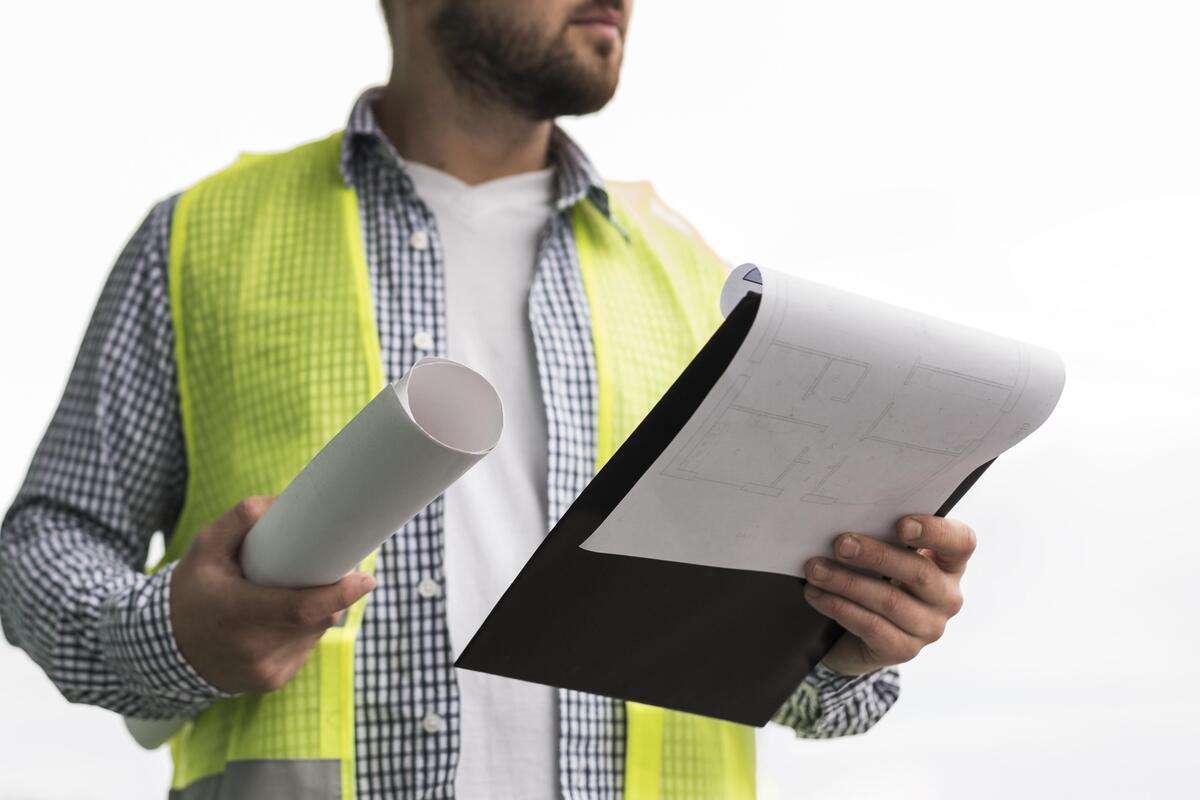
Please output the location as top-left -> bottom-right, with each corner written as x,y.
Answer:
661,342 -> 862,496
581,264 -> 1065,578
664,401 -> 826,497
804,349 -> 1033,506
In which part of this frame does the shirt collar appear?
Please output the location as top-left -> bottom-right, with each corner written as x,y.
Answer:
339,87 -> 621,229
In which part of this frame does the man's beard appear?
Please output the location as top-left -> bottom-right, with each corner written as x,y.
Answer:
430,0 -> 621,121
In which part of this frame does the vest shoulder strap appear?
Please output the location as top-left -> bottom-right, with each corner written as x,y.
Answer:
606,179 -> 729,272
173,131 -> 345,255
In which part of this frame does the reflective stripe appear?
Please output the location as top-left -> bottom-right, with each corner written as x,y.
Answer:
623,703 -> 664,799
168,760 -> 341,800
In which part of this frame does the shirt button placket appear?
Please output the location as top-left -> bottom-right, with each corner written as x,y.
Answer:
401,209 -> 454,761
409,224 -> 436,357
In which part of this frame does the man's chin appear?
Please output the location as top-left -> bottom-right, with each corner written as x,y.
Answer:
567,76 -> 620,116
565,53 -> 623,108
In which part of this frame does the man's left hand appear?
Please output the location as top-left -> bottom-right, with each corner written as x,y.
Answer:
803,515 -> 976,676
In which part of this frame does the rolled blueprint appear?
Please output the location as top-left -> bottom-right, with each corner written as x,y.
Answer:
240,357 -> 504,586
125,356 -> 504,749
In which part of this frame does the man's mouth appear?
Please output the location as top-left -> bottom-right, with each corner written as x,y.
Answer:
569,6 -> 625,38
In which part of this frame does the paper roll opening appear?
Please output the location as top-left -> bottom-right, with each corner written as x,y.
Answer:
404,360 -> 504,454
720,263 -> 766,318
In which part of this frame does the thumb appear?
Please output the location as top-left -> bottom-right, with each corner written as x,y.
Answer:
203,495 -> 277,561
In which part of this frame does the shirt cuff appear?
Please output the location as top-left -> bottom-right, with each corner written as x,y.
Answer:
770,662 -> 901,738
96,561 -> 233,717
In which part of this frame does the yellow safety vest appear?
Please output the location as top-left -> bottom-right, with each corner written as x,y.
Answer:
161,131 -> 754,799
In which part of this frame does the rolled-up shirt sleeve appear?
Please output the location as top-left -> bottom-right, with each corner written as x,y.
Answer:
0,196 -> 228,718
771,662 -> 901,738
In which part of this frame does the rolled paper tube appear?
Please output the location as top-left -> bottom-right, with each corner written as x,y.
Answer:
241,357 -> 504,586
125,357 -> 504,748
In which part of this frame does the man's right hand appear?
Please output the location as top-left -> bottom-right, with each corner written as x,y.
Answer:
169,495 -> 376,694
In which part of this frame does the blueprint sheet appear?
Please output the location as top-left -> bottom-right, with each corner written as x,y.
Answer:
580,264 -> 1065,577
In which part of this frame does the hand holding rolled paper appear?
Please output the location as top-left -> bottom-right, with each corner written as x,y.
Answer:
125,357 -> 504,749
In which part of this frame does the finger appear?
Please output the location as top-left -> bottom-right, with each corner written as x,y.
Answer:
292,573 -> 377,627
804,558 -> 945,641
199,496 -> 277,561
833,533 -> 952,606
897,515 -> 977,574
239,572 -> 377,630
804,585 -> 923,665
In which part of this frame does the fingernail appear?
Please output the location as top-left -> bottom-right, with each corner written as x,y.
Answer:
359,574 -> 377,593
808,559 -> 831,582
837,534 -> 861,559
899,517 -> 923,543
805,585 -> 824,599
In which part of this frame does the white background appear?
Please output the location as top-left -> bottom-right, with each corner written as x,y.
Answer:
2,1 -> 1198,797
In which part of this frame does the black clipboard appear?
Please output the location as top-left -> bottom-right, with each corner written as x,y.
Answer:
455,291 -> 991,727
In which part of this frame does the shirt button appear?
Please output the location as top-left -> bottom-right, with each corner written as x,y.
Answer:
413,330 -> 434,351
421,711 -> 446,734
409,229 -> 430,250
417,577 -> 442,599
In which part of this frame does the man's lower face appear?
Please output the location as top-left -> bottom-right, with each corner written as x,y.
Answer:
431,0 -> 625,119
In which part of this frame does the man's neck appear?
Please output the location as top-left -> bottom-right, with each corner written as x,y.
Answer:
376,68 -> 554,187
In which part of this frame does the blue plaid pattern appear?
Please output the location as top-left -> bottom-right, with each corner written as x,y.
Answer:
0,88 -> 900,799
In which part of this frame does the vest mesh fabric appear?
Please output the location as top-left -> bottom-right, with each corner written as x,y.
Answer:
164,132 -> 382,797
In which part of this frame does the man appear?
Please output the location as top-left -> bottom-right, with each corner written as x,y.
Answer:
0,1 -> 976,798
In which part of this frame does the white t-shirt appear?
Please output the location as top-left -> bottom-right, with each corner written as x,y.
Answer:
405,160 -> 558,799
